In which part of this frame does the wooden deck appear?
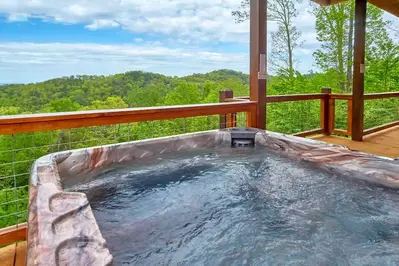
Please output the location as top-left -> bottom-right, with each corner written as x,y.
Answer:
313,126 -> 399,158
0,242 -> 26,266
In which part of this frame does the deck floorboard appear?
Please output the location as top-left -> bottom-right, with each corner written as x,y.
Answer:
0,241 -> 26,266
312,126 -> 399,158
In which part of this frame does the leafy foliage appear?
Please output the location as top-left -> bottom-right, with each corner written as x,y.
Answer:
313,2 -> 390,92
232,0 -> 303,81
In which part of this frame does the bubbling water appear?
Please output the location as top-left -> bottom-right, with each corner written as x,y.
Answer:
70,148 -> 399,265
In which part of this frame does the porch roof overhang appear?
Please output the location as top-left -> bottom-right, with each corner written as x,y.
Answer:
311,0 -> 399,18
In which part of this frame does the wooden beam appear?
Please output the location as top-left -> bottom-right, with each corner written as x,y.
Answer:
351,0 -> 367,141
320,88 -> 331,135
331,129 -> 350,135
329,98 -> 336,134
266,94 -> 324,103
347,99 -> 353,135
0,102 -> 257,135
311,0 -> 399,18
364,92 -> 399,100
224,98 -> 250,102
330,94 -> 353,100
310,0 -> 348,6
249,0 -> 267,129
368,0 -> 399,19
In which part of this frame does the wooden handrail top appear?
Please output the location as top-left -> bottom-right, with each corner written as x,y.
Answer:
266,94 -> 325,103
0,223 -> 27,246
229,92 -> 399,103
224,98 -> 250,102
235,96 -> 251,100
330,92 -> 399,100
330,94 -> 352,100
0,101 -> 257,135
0,102 -> 256,125
364,92 -> 399,100
230,93 -> 328,103
228,91 -> 399,103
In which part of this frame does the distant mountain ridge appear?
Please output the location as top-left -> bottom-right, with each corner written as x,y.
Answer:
0,69 -> 249,87
0,69 -> 250,113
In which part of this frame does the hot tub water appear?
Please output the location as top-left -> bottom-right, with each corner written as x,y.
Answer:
70,148 -> 399,265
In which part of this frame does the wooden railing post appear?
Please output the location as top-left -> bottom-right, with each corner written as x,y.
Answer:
351,0 -> 367,141
219,90 -> 235,129
249,0 -> 267,129
320,88 -> 332,135
347,98 -> 353,135
329,94 -> 336,135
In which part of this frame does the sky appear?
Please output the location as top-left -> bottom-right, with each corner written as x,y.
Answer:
0,0 -> 397,84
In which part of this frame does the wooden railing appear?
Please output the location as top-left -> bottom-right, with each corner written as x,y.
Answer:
328,91 -> 399,137
0,102 -> 257,135
220,89 -> 399,139
0,223 -> 27,247
220,90 -> 327,137
0,101 -> 257,247
0,90 -> 397,247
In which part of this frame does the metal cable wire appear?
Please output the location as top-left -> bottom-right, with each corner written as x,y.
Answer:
0,113 -> 247,228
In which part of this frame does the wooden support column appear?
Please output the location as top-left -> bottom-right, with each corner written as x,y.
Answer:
320,88 -> 331,135
249,0 -> 267,129
351,0 -> 367,141
347,98 -> 353,135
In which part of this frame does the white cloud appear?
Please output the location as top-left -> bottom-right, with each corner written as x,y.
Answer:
85,19 -> 119,30
7,13 -> 29,22
0,42 -> 249,83
2,1 -> 396,82
0,1 -> 322,82
0,0 -> 251,44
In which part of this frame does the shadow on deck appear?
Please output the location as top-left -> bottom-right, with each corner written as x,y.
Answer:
312,126 -> 399,159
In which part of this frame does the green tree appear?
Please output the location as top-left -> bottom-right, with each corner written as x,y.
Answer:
125,81 -> 168,107
83,96 -> 128,110
164,83 -> 201,105
312,1 -> 390,92
232,0 -> 303,80
69,89 -> 89,106
0,106 -> 21,115
43,98 -> 80,113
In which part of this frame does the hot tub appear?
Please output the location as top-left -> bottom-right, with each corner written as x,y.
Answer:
27,129 -> 399,265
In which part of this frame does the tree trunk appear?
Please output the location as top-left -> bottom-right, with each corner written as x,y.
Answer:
338,39 -> 345,92
286,26 -> 294,80
346,3 -> 354,93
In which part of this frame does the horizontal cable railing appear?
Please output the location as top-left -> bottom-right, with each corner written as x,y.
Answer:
267,100 -> 322,135
220,90 -> 327,137
1,89 -> 397,243
222,90 -> 398,139
0,101 -> 254,231
364,96 -> 399,136
326,92 -> 398,137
